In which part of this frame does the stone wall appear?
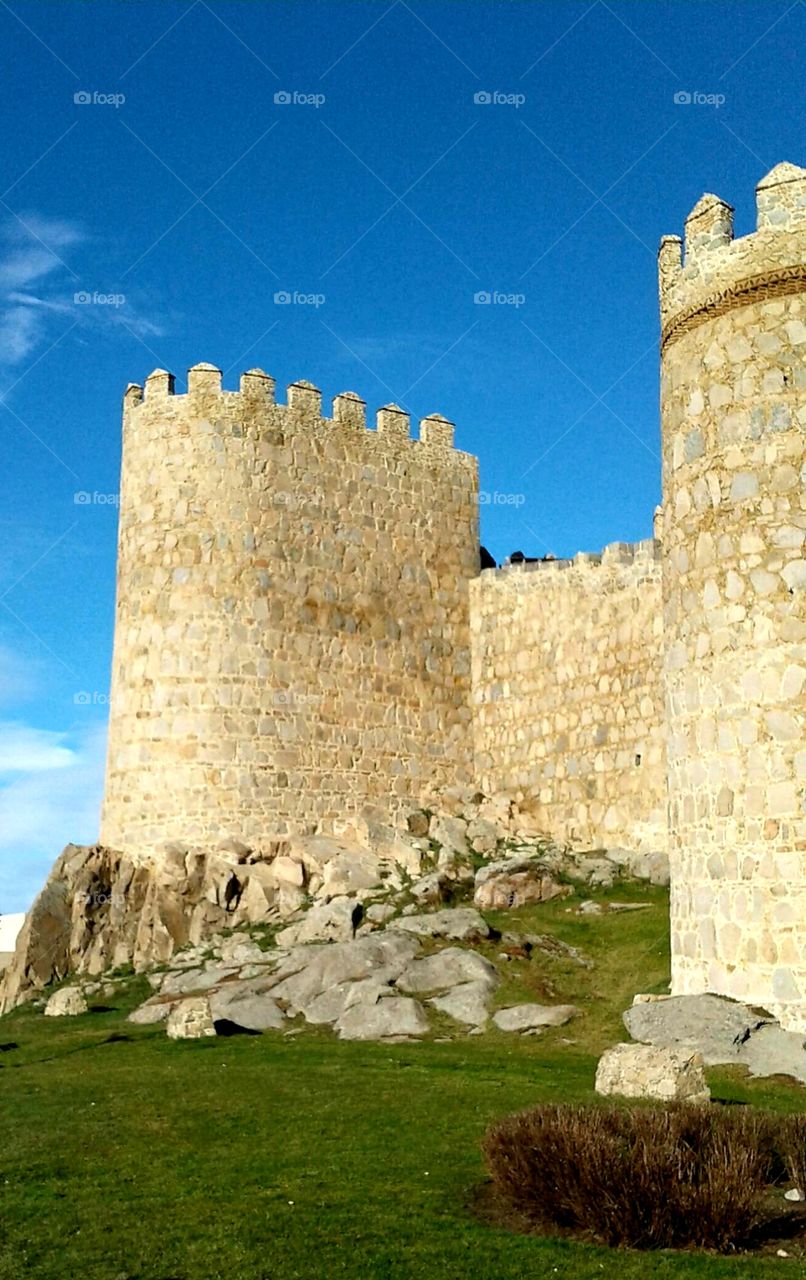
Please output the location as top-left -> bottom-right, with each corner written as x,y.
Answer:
469,540 -> 667,852
659,163 -> 806,1029
101,367 -> 478,856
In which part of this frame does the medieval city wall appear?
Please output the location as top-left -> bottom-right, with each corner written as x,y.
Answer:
659,164 -> 806,1029
101,366 -> 479,856
469,540 -> 667,853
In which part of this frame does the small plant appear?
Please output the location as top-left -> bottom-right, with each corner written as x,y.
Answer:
482,1102 -> 806,1252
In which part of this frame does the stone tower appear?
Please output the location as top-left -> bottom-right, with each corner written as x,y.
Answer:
659,163 -> 806,1028
101,366 -> 478,857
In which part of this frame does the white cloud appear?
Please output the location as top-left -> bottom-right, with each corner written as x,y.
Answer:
0,246 -> 65,292
0,304 -> 47,363
0,720 -> 106,912
0,722 -> 77,772
0,212 -> 165,373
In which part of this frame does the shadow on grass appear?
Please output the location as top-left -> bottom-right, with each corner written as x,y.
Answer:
0,1030 -> 147,1069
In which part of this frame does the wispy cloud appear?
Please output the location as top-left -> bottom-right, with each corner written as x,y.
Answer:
0,721 -> 77,772
0,212 -> 165,373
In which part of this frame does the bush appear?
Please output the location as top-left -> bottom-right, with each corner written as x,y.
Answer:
483,1102 -> 806,1252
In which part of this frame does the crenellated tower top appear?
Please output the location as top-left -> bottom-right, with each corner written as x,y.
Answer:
658,161 -> 806,350
122,363 -> 462,454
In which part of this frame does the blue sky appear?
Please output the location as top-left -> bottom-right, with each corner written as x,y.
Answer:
0,0 -> 803,911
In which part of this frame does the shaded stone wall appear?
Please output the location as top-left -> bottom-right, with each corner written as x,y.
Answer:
470,540 -> 667,852
101,367 -> 478,856
659,163 -> 806,1029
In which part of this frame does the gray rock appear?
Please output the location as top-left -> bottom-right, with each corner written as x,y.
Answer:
474,858 -> 569,911
128,995 -> 179,1025
365,902 -> 395,925
160,965 -> 239,995
208,984 -> 285,1031
573,856 -> 616,889
301,977 -> 391,1025
270,933 -> 420,1013
406,810 -> 430,838
605,847 -> 670,887
429,981 -> 494,1026
410,872 -> 449,907
625,993 -> 751,1063
625,992 -> 806,1085
467,817 -> 499,855
44,986 -> 88,1017
429,815 -> 469,858
335,995 -> 430,1041
579,901 -> 603,915
595,1042 -> 710,1104
492,1003 -> 578,1032
396,947 -> 498,994
217,934 -> 266,965
275,898 -> 363,947
318,850 -> 383,899
390,908 -> 490,943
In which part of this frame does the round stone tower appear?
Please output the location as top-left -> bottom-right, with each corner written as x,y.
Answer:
101,364 -> 478,858
659,162 -> 806,1029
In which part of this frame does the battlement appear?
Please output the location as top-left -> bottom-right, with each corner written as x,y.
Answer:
480,538 -> 660,583
658,161 -> 806,349
123,363 -> 462,453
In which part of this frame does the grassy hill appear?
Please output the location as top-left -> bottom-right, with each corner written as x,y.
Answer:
1,880 -> 802,1279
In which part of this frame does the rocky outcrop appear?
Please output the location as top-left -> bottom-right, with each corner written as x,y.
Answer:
0,795 -> 668,1016
0,841 -> 286,1013
624,993 -> 806,1086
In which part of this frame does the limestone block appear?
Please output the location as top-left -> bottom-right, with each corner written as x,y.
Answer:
44,986 -> 88,1017
166,995 -> 217,1040
595,1042 -> 710,1103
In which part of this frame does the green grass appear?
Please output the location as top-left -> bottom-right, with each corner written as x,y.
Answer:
1,881 -> 804,1279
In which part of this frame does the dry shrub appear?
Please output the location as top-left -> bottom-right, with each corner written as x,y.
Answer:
483,1103 -> 806,1252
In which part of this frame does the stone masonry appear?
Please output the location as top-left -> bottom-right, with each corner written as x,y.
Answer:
101,373 -> 479,853
470,540 -> 667,852
89,161 -> 804,1026
659,162 -> 806,1029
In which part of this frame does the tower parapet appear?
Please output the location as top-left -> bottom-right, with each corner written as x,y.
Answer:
103,364 -> 478,857
659,163 -> 806,1029
659,162 -> 806,345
